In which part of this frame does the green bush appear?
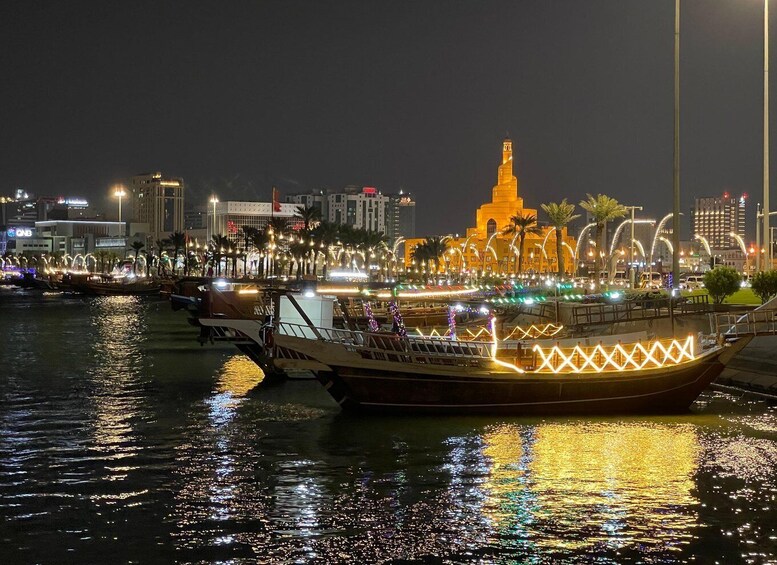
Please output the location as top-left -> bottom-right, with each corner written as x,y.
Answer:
703,267 -> 741,304
751,270 -> 777,304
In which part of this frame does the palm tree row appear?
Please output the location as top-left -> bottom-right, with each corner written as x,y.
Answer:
203,204 -> 394,280
405,194 -> 625,284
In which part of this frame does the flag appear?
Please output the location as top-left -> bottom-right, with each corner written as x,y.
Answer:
272,186 -> 281,213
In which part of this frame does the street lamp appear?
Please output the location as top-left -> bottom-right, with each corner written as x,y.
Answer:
765,0 -> 772,270
114,185 -> 126,223
209,196 -> 219,242
623,205 -> 643,288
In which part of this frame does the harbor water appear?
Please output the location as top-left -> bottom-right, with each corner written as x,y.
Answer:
1,289 -> 776,563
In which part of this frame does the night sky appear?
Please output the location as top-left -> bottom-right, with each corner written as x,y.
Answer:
0,1 -> 770,238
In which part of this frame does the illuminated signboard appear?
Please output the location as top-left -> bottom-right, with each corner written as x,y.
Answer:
7,228 -> 33,238
57,198 -> 89,207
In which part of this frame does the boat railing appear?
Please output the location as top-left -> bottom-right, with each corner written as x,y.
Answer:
714,310 -> 777,337
275,322 -> 700,373
276,322 -> 494,367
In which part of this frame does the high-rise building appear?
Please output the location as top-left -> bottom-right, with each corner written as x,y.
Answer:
184,205 -> 207,230
286,186 -> 390,233
325,186 -> 388,232
385,191 -> 416,242
691,192 -> 746,249
130,172 -> 185,242
285,191 -> 326,216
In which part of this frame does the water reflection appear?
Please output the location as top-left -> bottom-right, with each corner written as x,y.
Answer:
172,354 -> 266,556
87,296 -> 145,475
2,290 -> 776,563
481,422 -> 700,559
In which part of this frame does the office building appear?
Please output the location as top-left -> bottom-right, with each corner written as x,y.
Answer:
130,172 -> 185,242
692,193 -> 746,249
211,201 -> 303,246
385,191 -> 416,242
286,186 -> 392,234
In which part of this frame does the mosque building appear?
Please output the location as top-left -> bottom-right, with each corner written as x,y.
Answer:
404,137 -> 576,278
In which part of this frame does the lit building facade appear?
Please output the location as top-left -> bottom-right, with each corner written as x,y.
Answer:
385,191 -> 416,242
211,201 -> 303,246
130,172 -> 185,242
32,220 -> 128,256
404,137 -> 574,276
325,186 -> 388,232
286,186 -> 392,234
691,193 -> 746,249
285,191 -> 326,215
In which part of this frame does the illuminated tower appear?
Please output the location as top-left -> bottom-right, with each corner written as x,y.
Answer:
473,137 -> 527,237
493,137 -> 519,203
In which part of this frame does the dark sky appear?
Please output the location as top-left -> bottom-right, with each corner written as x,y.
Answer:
0,0 -> 770,238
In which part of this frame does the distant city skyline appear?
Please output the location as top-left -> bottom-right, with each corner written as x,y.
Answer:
1,1 -> 773,240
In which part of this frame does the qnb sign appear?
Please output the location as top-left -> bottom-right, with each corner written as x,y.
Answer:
6,228 -> 33,238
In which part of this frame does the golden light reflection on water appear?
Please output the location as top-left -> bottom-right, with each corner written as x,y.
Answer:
88,296 -> 145,474
215,355 -> 264,399
482,422 -> 700,554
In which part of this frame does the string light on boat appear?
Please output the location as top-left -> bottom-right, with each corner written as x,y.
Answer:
388,301 -> 407,338
364,302 -> 380,332
315,286 -> 361,295
503,323 -> 564,340
531,335 -> 695,374
462,323 -> 564,341
489,316 -> 525,374
447,306 -> 457,340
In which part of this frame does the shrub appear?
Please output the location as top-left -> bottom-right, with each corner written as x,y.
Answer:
750,270 -> 777,304
703,267 -> 741,304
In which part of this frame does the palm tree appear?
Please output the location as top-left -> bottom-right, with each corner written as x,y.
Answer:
155,238 -> 170,275
210,234 -> 230,276
268,217 -> 290,239
311,221 -> 339,279
130,241 -> 145,274
289,240 -> 309,279
240,226 -> 258,277
250,229 -> 270,278
294,205 -> 322,231
541,199 -> 580,279
579,193 -> 627,290
424,236 -> 448,277
168,231 -> 187,275
411,236 -> 449,281
503,213 -> 542,274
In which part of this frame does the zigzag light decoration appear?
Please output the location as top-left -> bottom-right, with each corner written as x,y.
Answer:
531,335 -> 695,374
503,323 -> 564,340
463,323 -> 564,341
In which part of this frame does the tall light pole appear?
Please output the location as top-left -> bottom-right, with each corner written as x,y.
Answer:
114,186 -> 126,223
672,0 -> 681,290
209,196 -> 219,243
757,202 -> 762,271
624,205 -> 643,288
765,0 -> 771,269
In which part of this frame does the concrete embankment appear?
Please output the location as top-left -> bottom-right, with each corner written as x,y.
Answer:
715,335 -> 777,398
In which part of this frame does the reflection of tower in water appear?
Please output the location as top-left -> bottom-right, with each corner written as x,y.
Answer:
481,423 -> 700,556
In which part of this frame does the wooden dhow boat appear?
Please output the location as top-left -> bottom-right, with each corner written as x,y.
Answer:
269,321 -> 750,414
197,292 -> 750,415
